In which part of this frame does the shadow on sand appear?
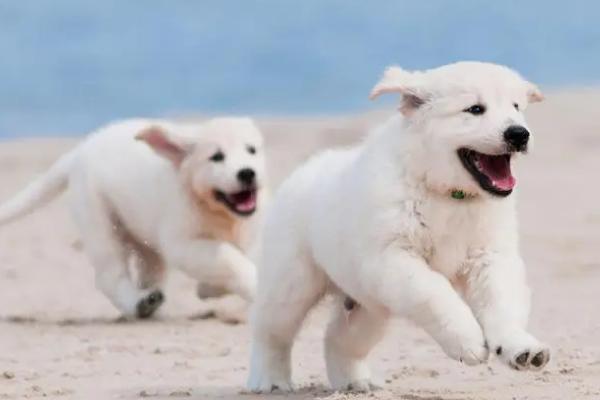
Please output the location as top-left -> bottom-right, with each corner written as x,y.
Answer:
0,311 -> 230,327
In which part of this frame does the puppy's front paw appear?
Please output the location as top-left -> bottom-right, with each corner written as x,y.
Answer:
136,290 -> 164,319
494,333 -> 550,371
436,317 -> 489,366
454,338 -> 489,366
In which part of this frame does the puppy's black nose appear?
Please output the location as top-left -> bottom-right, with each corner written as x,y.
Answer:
237,168 -> 256,185
503,125 -> 530,151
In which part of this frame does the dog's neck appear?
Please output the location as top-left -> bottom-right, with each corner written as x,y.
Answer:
409,172 -> 483,203
181,188 -> 249,248
198,199 -> 246,245
449,189 -> 477,200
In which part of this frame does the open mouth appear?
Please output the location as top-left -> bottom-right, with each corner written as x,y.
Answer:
214,188 -> 258,216
457,148 -> 516,197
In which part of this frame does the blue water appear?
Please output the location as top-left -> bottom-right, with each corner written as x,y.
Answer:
1,1 -> 599,138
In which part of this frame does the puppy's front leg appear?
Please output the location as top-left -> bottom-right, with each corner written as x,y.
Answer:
463,253 -> 550,370
165,239 -> 256,301
367,248 -> 488,365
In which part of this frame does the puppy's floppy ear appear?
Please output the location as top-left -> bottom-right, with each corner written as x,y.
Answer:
526,82 -> 544,103
136,126 -> 193,167
369,66 -> 429,116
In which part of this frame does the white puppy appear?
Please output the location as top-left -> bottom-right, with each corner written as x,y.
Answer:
0,118 -> 267,318
248,62 -> 550,392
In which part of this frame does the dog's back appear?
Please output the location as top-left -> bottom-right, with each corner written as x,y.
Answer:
71,119 -> 184,245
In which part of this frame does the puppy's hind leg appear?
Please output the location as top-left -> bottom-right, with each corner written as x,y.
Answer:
126,232 -> 166,289
69,187 -> 162,319
325,296 -> 388,392
127,237 -> 167,318
247,250 -> 327,393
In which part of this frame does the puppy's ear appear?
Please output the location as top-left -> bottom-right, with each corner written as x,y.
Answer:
526,82 -> 544,103
369,66 -> 428,116
136,126 -> 193,167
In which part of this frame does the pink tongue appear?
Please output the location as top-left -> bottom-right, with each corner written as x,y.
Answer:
232,191 -> 257,212
479,155 -> 516,190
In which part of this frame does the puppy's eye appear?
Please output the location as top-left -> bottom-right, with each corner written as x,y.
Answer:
209,151 -> 225,162
247,145 -> 256,155
463,104 -> 486,115
513,103 -> 520,111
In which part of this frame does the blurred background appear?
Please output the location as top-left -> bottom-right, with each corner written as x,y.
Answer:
0,0 -> 599,138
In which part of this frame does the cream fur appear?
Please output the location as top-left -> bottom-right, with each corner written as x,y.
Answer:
248,62 -> 549,393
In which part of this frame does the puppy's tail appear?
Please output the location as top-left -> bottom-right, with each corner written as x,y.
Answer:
0,149 -> 76,226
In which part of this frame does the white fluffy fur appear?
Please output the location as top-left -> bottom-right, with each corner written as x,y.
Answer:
0,117 -> 267,317
248,62 -> 549,393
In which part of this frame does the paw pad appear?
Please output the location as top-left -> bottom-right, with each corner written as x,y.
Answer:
515,351 -> 530,367
136,290 -> 164,319
531,352 -> 544,367
509,348 -> 550,370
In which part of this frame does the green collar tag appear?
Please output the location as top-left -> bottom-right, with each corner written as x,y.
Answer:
451,190 -> 466,200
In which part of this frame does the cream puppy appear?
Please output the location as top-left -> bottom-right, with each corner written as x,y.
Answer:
0,118 -> 267,318
248,62 -> 549,392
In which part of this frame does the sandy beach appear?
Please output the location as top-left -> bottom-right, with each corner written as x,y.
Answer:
1,90 -> 599,399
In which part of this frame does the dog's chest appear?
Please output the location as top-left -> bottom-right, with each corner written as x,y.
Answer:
193,209 -> 251,251
199,223 -> 248,250
414,200 -> 490,278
